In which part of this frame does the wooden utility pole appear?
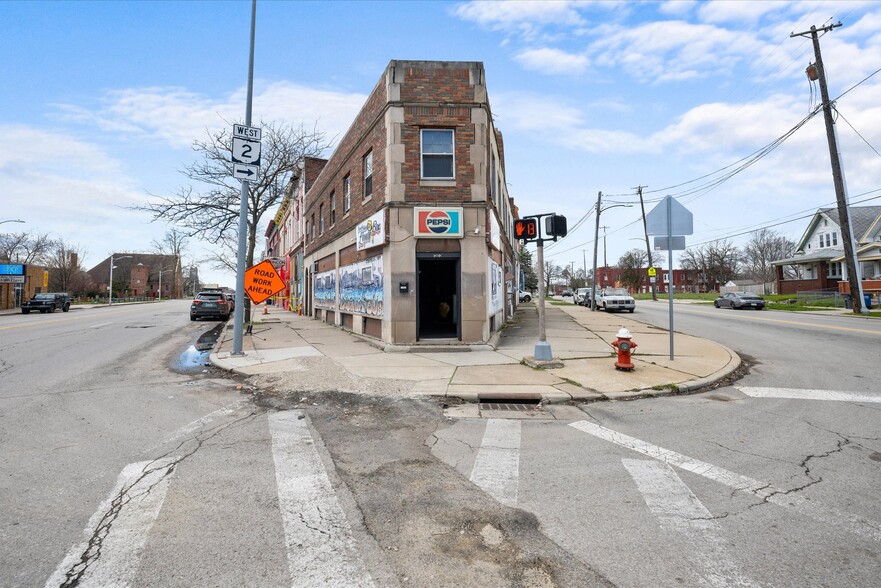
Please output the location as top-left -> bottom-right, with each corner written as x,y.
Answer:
635,186 -> 658,301
791,23 -> 866,313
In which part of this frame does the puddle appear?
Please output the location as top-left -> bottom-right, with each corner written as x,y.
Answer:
172,324 -> 224,373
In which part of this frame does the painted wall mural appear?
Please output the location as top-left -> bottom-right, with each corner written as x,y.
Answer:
339,255 -> 384,317
314,269 -> 336,308
487,258 -> 504,315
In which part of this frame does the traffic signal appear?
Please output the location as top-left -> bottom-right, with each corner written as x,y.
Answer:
545,214 -> 567,237
514,218 -> 538,241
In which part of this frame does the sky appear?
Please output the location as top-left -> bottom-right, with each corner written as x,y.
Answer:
3,0 -> 880,286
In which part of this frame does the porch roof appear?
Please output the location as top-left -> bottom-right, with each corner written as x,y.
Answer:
772,248 -> 843,266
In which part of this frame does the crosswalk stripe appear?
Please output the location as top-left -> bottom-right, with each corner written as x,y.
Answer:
737,386 -> 881,403
469,419 -> 521,506
269,411 -> 375,587
45,458 -> 177,588
570,420 -> 881,542
623,459 -> 760,588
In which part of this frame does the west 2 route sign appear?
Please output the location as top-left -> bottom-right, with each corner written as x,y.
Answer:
243,259 -> 286,305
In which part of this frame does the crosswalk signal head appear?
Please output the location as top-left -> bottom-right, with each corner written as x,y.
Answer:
545,214 -> 567,238
514,218 -> 538,241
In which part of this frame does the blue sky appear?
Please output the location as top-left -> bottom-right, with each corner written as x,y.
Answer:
3,0 -> 880,285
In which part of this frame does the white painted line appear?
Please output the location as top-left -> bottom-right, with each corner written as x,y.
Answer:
89,322 -> 114,329
623,459 -> 760,588
570,420 -> 881,542
737,387 -> 881,404
269,411 -> 375,588
45,458 -> 177,588
154,399 -> 249,450
469,419 -> 521,506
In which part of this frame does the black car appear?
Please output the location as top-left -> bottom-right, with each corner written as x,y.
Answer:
714,292 -> 765,310
190,291 -> 232,321
21,293 -> 71,314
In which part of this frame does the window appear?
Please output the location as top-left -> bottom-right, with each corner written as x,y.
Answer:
319,203 -> 325,234
330,191 -> 336,225
832,232 -> 838,246
828,262 -> 842,277
363,151 -> 373,198
343,176 -> 351,212
311,214 -> 315,241
421,129 -> 454,179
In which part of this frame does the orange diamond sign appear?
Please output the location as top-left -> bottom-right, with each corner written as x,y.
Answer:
243,259 -> 286,305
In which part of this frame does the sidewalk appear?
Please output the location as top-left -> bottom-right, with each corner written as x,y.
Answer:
210,301 -> 741,404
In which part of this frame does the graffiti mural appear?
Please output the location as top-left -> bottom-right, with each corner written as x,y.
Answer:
339,255 -> 384,317
314,269 -> 336,308
487,258 -> 504,315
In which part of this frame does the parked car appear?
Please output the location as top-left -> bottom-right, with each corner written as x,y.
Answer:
561,289 -> 573,297
598,287 -> 636,313
714,292 -> 765,310
21,293 -> 71,314
518,290 -> 532,302
574,287 -> 590,306
190,290 -> 233,321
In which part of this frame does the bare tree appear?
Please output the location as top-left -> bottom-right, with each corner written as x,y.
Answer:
517,245 -> 538,291
741,229 -> 795,292
132,120 -> 330,319
152,228 -> 189,260
681,240 -> 740,291
617,248 -> 648,292
542,261 -> 562,294
46,241 -> 88,295
0,231 -> 58,264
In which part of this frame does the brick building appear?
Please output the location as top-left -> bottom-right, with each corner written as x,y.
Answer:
278,60 -> 518,345
594,266 -> 702,294
87,253 -> 183,299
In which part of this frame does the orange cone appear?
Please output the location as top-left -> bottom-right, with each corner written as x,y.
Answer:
263,302 -> 269,315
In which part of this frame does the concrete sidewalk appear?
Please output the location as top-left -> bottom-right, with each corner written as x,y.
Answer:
210,301 -> 741,404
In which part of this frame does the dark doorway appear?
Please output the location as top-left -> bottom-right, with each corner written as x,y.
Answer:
417,256 -> 459,339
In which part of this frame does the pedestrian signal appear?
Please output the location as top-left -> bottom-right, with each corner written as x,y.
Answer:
544,214 -> 568,238
514,218 -> 538,241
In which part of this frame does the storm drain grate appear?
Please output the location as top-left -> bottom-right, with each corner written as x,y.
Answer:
477,392 -> 543,411
478,401 -> 541,411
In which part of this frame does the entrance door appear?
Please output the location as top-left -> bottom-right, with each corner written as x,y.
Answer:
417,255 -> 459,339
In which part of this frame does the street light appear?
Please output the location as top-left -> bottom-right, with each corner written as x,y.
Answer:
158,267 -> 164,302
0,219 -> 25,226
109,254 -> 132,305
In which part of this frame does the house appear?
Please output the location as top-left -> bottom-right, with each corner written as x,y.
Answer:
594,266 -> 701,293
86,253 -> 183,299
772,206 -> 881,295
279,60 -> 518,345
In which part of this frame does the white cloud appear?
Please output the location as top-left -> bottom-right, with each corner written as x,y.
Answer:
659,1 -> 698,17
514,47 -> 589,74
452,0 -> 585,30
52,82 -> 367,151
697,0 -> 788,24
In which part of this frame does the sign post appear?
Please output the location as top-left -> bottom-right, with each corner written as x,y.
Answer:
646,196 -> 693,360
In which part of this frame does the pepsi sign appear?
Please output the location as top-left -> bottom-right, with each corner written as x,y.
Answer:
414,207 -> 463,238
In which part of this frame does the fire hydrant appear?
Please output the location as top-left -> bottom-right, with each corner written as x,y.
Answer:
611,327 -> 637,371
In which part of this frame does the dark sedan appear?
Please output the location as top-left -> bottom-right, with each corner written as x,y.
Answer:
714,292 -> 766,310
190,291 -> 232,321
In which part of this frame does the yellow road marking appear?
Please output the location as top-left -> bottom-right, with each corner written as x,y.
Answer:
0,313 -> 100,331
676,305 -> 881,335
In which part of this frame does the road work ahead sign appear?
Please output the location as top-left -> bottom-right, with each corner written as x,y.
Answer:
244,259 -> 286,305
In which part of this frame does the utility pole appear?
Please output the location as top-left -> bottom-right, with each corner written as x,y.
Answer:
791,22 -> 866,314
591,192 -> 602,310
635,185 -> 657,301
600,226 -> 610,269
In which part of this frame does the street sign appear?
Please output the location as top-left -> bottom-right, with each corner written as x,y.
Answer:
514,218 -> 538,241
654,236 -> 686,251
232,136 -> 261,166
646,196 -> 694,236
243,259 -> 286,305
232,124 -> 261,141
647,267 -> 656,277
233,163 -> 259,182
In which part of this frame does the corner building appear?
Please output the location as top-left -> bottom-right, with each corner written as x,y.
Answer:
301,60 -> 518,345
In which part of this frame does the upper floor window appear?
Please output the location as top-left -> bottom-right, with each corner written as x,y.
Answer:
330,191 -> 336,226
319,203 -> 325,234
363,151 -> 373,198
832,232 -> 838,246
343,176 -> 351,213
310,214 -> 315,241
421,129 -> 454,179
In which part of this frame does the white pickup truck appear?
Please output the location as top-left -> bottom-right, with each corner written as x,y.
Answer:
597,287 -> 635,313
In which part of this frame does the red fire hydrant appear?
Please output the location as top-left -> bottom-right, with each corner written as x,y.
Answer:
611,327 -> 637,371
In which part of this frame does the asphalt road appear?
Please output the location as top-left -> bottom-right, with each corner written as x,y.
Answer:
4,299 -> 880,587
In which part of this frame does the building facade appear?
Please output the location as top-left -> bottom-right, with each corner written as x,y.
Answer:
773,206 -> 881,295
87,253 -> 183,299
289,60 -> 517,345
594,266 -> 701,294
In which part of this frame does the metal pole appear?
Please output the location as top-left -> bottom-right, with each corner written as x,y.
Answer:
667,197 -> 674,360
232,0 -> 257,356
109,254 -> 114,306
533,240 -> 553,361
158,268 -> 162,302
591,192 -> 602,310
